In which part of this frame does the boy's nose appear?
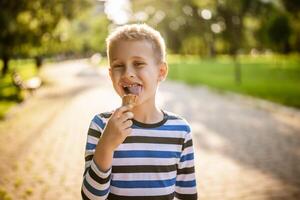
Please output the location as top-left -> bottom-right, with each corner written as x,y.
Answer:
124,66 -> 135,78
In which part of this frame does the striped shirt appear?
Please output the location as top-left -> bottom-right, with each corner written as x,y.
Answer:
81,110 -> 198,200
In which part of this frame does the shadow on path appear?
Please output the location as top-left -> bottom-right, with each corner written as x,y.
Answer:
159,81 -> 300,199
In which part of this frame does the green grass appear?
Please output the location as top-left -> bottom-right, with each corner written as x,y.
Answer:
0,59 -> 38,119
167,54 -> 300,108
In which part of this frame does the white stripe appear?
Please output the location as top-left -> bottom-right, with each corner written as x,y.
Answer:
87,135 -> 99,145
181,146 -> 194,156
184,133 -> 192,141
85,160 -> 92,170
164,119 -> 188,126
118,143 -> 182,152
177,160 -> 194,168
112,171 -> 177,181
113,157 -> 177,166
90,121 -> 103,132
85,170 -> 110,191
175,186 -> 197,194
176,173 -> 195,181
91,160 -> 112,179
85,149 -> 95,157
82,183 -> 108,200
131,129 -> 185,138
110,185 -> 175,196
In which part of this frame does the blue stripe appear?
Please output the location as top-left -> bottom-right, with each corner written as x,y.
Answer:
93,116 -> 106,129
180,153 -> 194,162
83,178 -> 109,196
111,178 -> 176,188
86,143 -> 96,150
113,150 -> 181,159
132,124 -> 190,132
176,180 -> 196,187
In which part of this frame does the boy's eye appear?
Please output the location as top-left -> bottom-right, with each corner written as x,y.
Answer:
113,64 -> 124,69
134,62 -> 145,67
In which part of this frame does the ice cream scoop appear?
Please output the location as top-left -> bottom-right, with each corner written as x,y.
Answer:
122,94 -> 137,107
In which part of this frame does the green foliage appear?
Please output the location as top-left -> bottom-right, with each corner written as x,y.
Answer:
0,0 -> 93,62
131,0 -> 300,55
267,14 -> 291,52
168,54 -> 300,108
0,59 -> 37,119
282,0 -> 300,15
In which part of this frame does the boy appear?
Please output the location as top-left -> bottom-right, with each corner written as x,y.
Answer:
81,24 -> 198,200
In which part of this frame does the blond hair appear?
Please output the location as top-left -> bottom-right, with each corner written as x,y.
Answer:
106,23 -> 166,63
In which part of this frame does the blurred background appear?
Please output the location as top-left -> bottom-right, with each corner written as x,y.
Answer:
0,0 -> 300,199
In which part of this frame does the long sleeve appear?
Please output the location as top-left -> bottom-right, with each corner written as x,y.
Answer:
175,125 -> 198,200
81,115 -> 111,200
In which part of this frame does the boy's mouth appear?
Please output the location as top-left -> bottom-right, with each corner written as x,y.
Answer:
122,83 -> 142,95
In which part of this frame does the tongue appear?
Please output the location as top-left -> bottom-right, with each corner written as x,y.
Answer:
128,85 -> 142,95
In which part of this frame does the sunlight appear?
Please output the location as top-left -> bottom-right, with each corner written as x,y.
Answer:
104,0 -> 131,25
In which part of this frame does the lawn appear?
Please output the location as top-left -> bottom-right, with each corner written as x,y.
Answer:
167,54 -> 300,108
0,59 -> 38,119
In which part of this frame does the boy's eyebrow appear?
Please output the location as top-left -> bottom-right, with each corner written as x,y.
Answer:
111,59 -> 122,65
131,56 -> 145,60
111,56 -> 146,64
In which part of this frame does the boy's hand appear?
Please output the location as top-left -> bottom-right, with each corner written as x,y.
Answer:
99,105 -> 134,151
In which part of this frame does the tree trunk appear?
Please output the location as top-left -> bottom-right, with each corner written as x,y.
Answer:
1,55 -> 9,76
35,56 -> 43,69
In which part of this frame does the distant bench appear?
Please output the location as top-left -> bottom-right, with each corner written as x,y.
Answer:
12,71 -> 42,94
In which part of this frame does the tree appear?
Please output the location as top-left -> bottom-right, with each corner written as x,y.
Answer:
0,0 -> 91,76
0,0 -> 28,75
267,14 -> 291,53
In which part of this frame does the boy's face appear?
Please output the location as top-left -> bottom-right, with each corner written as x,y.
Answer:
109,40 -> 167,106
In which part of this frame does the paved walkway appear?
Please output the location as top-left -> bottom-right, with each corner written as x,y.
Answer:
0,60 -> 299,200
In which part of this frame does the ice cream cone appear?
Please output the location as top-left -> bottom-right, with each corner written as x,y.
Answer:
122,94 -> 137,107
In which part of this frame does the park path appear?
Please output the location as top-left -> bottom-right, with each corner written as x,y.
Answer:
0,59 -> 300,200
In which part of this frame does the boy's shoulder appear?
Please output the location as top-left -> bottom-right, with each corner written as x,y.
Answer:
89,111 -> 112,130
164,110 -> 191,131
164,110 -> 187,121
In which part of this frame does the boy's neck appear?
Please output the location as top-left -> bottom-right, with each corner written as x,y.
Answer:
131,102 -> 164,124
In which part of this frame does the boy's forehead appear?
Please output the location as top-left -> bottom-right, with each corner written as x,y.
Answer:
109,40 -> 155,61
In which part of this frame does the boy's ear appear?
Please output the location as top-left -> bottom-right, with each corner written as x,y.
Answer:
158,62 -> 168,82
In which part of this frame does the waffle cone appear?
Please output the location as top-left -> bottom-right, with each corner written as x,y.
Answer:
122,94 -> 137,106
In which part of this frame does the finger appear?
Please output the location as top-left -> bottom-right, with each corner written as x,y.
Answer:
122,119 -> 133,129
123,127 -> 132,136
113,105 -> 132,118
118,112 -> 134,123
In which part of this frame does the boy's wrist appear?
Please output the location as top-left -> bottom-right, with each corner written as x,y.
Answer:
97,137 -> 115,153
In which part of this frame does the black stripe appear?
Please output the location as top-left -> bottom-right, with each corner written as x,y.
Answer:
81,188 -> 91,200
168,115 -> 180,120
175,192 -> 198,200
132,110 -> 168,128
88,167 -> 111,184
177,166 -> 195,175
108,192 -> 175,200
83,167 -> 89,176
85,154 -> 93,162
112,164 -> 177,173
124,136 -> 184,145
182,139 -> 193,150
87,128 -> 101,138
100,112 -> 112,118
